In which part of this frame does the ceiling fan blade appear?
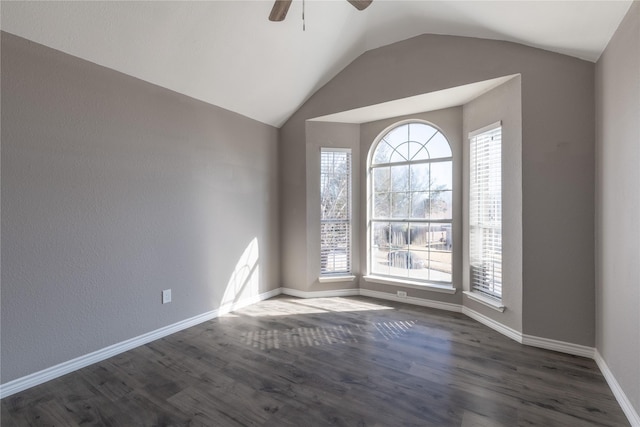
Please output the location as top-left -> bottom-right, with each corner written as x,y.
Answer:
269,0 -> 293,21
347,0 -> 373,11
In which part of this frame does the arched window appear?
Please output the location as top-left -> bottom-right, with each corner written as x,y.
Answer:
369,122 -> 453,284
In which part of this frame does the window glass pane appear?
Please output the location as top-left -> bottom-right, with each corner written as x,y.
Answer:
389,222 -> 408,248
374,192 -> 389,218
408,223 -> 430,281
409,163 -> 430,192
425,133 -> 452,159
410,192 -> 429,218
428,223 -> 452,282
321,178 -> 348,220
391,192 -> 409,218
408,123 -> 438,144
429,190 -> 452,219
373,167 -> 390,192
411,146 -> 430,161
408,141 -> 424,160
390,142 -> 409,163
384,124 -> 409,148
409,223 -> 429,248
431,161 -> 453,190
388,222 -> 409,278
391,165 -> 409,191
373,141 -> 393,164
371,222 -> 390,276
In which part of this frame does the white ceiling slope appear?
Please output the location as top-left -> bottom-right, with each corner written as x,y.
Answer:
1,1 -> 633,127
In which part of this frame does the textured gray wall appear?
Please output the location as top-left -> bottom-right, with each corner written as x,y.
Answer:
462,76 -> 523,332
595,1 -> 640,417
1,33 -> 280,383
280,34 -> 596,346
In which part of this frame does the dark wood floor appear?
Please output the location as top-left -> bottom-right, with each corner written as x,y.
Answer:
1,296 -> 629,426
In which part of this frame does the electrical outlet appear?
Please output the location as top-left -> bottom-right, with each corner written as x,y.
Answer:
397,291 -> 407,298
162,289 -> 172,304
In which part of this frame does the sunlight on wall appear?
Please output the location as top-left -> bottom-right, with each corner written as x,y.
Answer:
220,237 -> 260,309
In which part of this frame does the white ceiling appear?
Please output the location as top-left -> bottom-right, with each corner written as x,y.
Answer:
1,1 -> 633,127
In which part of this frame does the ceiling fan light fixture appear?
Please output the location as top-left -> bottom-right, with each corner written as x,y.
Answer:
347,0 -> 373,11
269,0 -> 372,22
269,0 -> 292,22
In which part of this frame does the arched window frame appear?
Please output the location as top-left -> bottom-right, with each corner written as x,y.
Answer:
366,120 -> 454,287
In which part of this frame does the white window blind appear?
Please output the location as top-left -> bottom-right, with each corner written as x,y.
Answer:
320,148 -> 352,275
469,124 -> 502,299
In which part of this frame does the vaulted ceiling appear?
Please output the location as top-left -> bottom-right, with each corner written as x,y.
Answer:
1,1 -> 632,127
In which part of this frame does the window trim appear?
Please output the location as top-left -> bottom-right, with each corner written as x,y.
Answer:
463,291 -> 505,312
320,147 -> 353,277
366,119 -> 455,288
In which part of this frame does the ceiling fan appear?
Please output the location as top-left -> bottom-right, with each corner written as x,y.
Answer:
269,0 -> 373,22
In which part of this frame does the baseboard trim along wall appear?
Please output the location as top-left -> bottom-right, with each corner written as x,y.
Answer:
359,288 -> 462,313
3,286 -> 637,427
461,306 -> 522,343
0,288 -> 281,399
594,350 -> 640,426
520,333 -> 595,359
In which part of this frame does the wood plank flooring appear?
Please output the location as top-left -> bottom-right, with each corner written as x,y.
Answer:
1,296 -> 629,426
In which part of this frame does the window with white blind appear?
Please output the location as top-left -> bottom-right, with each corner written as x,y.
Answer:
469,123 -> 502,299
320,148 -> 352,275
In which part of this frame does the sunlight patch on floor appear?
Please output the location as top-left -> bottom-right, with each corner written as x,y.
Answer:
240,320 -> 417,350
236,296 -> 395,317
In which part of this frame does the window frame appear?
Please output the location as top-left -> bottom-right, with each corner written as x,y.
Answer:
320,147 -> 353,277
468,122 -> 503,301
366,120 -> 455,289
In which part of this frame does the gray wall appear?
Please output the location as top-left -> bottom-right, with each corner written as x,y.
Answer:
1,33 -> 280,383
462,76 -> 523,332
280,34 -> 596,346
595,1 -> 640,416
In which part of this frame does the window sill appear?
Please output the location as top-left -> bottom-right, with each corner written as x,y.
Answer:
318,275 -> 357,284
463,291 -> 505,312
362,275 -> 456,294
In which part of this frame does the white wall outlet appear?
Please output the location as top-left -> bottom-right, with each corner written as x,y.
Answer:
397,291 -> 407,298
162,289 -> 172,304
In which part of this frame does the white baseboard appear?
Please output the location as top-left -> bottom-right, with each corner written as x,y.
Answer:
0,288 -> 279,399
594,350 -> 640,427
461,306 -> 522,343
461,306 -> 597,359
521,333 -> 595,359
359,289 -> 462,313
280,287 -> 360,298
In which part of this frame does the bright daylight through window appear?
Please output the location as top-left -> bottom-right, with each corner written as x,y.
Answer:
469,124 -> 502,299
369,122 -> 453,284
320,148 -> 352,275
